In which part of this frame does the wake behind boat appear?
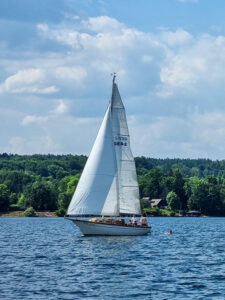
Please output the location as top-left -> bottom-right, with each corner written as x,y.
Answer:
66,74 -> 151,236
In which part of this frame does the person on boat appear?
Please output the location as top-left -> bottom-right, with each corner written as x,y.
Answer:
168,229 -> 172,234
131,215 -> 137,226
140,214 -> 148,227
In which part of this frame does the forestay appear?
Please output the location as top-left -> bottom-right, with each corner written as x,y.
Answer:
67,105 -> 119,216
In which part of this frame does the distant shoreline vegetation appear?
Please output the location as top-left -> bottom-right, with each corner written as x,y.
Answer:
1,153 -> 225,217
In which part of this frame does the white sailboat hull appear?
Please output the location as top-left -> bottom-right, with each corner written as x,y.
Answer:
70,219 -> 151,236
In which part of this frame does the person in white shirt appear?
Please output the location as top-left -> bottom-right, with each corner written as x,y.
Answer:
131,215 -> 137,226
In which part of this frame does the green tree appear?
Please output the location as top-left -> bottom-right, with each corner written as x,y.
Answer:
185,177 -> 208,212
2,171 -> 32,194
167,191 -> 181,210
0,184 -> 10,211
67,174 -> 80,197
205,175 -> 223,215
18,193 -> 26,207
219,180 -> 225,214
56,192 -> 71,216
138,169 -> 163,199
24,207 -> 36,217
190,167 -> 201,177
172,170 -> 187,210
23,181 -> 57,210
9,192 -> 17,205
56,174 -> 80,216
47,165 -> 68,179
185,176 -> 223,215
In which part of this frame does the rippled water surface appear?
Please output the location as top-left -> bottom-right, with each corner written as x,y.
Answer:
1,217 -> 225,299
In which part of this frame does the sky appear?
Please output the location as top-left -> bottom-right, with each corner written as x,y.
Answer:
1,0 -> 225,159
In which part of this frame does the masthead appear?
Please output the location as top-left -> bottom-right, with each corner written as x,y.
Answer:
112,72 -> 116,84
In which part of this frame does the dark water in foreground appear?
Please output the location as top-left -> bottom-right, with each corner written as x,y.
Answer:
0,217 -> 225,300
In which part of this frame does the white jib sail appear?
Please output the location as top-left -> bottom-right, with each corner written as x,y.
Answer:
67,105 -> 119,216
111,82 -> 141,215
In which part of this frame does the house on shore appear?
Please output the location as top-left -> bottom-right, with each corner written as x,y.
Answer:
186,210 -> 201,217
150,198 -> 167,209
141,197 -> 167,209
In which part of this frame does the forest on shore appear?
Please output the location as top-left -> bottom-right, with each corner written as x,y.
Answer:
1,153 -> 225,216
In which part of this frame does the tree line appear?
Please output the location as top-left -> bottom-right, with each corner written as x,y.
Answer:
139,169 -> 225,216
1,153 -> 225,216
0,154 -> 85,215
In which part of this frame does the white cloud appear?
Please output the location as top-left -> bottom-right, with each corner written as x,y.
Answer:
130,111 -> 225,159
22,115 -> 49,126
158,34 -> 225,97
83,16 -> 125,33
18,114 -> 101,155
37,23 -> 88,49
22,99 -> 69,127
51,100 -> 68,115
7,136 -> 60,154
177,0 -> 199,3
0,69 -> 58,94
160,29 -> 192,46
2,15 -> 225,158
141,55 -> 153,63
55,66 -> 87,84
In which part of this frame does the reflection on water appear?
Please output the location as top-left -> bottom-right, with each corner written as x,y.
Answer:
1,217 -> 225,299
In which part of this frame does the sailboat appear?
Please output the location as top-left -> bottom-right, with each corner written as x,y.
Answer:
66,74 -> 151,236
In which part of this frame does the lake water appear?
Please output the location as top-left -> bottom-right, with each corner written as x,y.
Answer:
0,217 -> 225,299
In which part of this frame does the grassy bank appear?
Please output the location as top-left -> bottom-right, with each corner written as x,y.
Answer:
1,208 -> 179,217
143,207 -> 183,217
0,211 -> 56,217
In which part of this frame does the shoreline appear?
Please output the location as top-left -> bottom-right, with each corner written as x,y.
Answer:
0,211 -> 56,217
0,211 -> 224,218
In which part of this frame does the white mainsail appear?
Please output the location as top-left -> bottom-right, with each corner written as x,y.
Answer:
111,81 -> 141,215
67,77 -> 141,217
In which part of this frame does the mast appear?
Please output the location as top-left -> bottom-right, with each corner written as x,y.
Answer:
67,75 -> 140,217
111,72 -> 117,107
111,73 -> 120,216
113,72 -> 116,84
